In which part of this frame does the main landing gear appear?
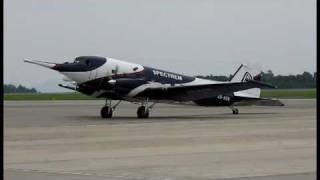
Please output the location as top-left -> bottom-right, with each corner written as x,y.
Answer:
101,106 -> 113,118
100,99 -> 156,119
137,98 -> 156,119
100,99 -> 121,118
137,106 -> 149,118
229,106 -> 239,114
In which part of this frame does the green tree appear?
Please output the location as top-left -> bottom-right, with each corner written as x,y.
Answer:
4,84 -> 38,93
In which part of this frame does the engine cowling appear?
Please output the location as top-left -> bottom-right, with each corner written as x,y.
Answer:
108,78 -> 147,89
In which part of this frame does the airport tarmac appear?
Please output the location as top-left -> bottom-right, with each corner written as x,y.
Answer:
4,99 -> 316,180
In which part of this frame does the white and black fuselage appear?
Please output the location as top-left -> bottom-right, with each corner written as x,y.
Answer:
56,56 -> 237,106
25,56 -> 283,118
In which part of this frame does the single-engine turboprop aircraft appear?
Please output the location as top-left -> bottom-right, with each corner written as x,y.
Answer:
25,56 -> 284,118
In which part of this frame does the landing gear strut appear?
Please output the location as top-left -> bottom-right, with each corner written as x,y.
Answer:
100,99 -> 121,119
230,106 -> 239,114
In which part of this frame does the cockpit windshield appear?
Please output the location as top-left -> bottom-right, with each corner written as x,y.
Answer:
74,57 -> 89,64
73,56 -> 106,66
56,56 -> 107,72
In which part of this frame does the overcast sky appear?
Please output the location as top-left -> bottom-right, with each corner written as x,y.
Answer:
4,0 -> 316,90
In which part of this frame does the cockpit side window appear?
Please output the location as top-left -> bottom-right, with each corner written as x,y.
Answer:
85,60 -> 91,66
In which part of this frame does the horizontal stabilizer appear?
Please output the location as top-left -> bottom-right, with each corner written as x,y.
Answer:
248,80 -> 276,89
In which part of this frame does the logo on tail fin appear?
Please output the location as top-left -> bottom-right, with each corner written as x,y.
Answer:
241,72 -> 252,82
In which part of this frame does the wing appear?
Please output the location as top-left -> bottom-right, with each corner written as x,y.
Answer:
135,80 -> 275,101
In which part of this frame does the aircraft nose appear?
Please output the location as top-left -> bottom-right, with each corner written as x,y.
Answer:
51,63 -> 65,72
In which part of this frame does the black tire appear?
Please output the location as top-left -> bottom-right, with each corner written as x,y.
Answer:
137,106 -> 149,118
232,109 -> 239,114
101,106 -> 113,118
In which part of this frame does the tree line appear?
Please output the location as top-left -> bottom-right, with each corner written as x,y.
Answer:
197,71 -> 316,89
4,84 -> 38,93
4,71 -> 317,93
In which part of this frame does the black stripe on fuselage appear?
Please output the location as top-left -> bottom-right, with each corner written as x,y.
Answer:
77,66 -> 196,98
108,66 -> 195,84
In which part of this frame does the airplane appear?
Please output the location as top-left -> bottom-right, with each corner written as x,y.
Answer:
24,56 -> 284,119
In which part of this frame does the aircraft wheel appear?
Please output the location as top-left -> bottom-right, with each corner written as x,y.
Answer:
101,106 -> 113,118
232,108 -> 239,114
137,106 -> 149,118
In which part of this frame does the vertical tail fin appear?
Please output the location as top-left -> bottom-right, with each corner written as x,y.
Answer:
230,64 -> 262,82
230,64 -> 262,98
